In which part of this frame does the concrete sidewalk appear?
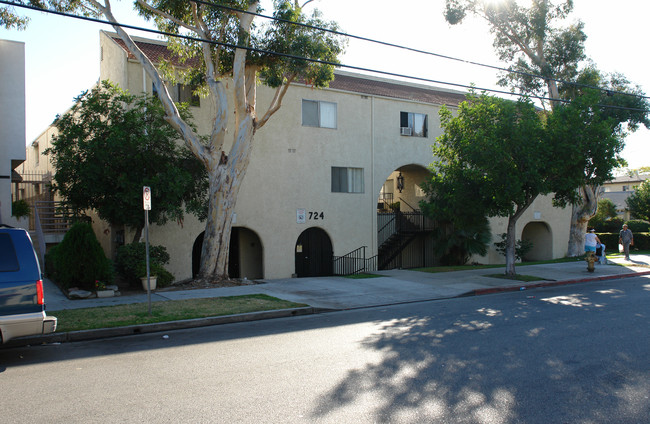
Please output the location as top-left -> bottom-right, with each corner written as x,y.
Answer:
10,254 -> 650,347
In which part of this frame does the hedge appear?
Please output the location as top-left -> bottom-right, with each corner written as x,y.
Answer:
596,232 -> 650,252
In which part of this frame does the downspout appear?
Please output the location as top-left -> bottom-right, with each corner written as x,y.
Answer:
370,96 -> 376,256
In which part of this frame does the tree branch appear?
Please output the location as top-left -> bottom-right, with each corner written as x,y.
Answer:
257,73 -> 296,129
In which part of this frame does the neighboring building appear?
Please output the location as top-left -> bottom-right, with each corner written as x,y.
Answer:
601,173 -> 650,220
21,31 -> 572,281
0,39 -> 27,228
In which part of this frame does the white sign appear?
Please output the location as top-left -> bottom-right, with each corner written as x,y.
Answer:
143,186 -> 151,210
296,208 -> 306,224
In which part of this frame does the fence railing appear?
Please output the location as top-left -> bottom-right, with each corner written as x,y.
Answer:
33,201 -> 73,234
333,246 -> 378,276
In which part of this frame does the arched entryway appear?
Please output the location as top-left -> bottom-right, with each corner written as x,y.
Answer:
295,227 -> 333,277
192,227 -> 263,279
521,221 -> 552,261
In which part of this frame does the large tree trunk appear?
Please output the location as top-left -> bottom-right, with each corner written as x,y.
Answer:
504,216 -> 518,276
198,117 -> 256,281
567,185 -> 600,257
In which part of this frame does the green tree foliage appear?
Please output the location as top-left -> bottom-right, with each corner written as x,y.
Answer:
493,233 -> 533,262
45,81 -> 208,242
423,92 -> 582,275
626,180 -> 650,222
443,1 -> 650,256
51,222 -> 113,291
444,0 -> 584,105
1,1 -> 85,30
588,198 -> 618,230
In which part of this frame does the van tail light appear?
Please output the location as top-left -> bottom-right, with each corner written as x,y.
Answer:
36,279 -> 45,305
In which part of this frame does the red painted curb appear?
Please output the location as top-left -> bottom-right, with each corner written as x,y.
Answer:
471,270 -> 650,296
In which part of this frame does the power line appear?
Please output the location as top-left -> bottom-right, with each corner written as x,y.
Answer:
1,0 -> 648,113
198,0 -> 650,102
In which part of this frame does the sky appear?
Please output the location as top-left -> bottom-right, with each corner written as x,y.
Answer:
1,0 -> 648,169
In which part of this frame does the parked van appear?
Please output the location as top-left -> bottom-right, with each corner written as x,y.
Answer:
0,225 -> 57,343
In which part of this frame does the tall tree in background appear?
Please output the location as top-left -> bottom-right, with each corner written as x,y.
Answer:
46,81 -> 208,242
47,0 -> 345,281
444,0 -> 649,256
1,0 -> 82,29
626,181 -> 650,222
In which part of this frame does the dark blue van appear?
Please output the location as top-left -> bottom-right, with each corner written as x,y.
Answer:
0,225 -> 57,343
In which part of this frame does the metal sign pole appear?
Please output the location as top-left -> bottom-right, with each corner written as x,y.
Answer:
143,186 -> 152,316
145,208 -> 151,315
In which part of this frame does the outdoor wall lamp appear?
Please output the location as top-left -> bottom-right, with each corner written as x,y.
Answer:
396,172 -> 404,193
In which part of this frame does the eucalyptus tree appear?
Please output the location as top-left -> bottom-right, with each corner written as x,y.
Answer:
46,0 -> 345,281
443,0 -> 649,256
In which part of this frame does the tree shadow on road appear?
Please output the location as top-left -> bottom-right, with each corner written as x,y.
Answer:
311,285 -> 650,423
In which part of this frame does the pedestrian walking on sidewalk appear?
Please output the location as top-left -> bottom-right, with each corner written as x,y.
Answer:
619,224 -> 634,260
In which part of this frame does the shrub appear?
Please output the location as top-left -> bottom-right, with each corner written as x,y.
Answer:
591,217 -> 625,233
494,233 -> 533,261
115,242 -> 173,287
52,222 -> 113,291
624,219 -> 650,233
11,199 -> 31,219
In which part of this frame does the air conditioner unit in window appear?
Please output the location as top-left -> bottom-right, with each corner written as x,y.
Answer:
400,127 -> 412,136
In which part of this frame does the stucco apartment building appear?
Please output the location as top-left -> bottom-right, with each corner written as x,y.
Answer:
20,31 -> 572,281
0,39 -> 27,228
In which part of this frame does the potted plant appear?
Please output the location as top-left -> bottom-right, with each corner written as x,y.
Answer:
136,262 -> 158,291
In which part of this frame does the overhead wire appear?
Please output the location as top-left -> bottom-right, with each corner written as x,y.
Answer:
1,0 -> 648,113
199,0 -> 650,102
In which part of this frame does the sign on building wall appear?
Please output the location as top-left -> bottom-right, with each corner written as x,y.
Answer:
297,208 -> 306,224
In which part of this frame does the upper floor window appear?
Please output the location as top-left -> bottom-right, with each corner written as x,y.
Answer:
302,100 -> 337,129
331,167 -> 364,193
176,84 -> 200,107
400,111 -> 427,137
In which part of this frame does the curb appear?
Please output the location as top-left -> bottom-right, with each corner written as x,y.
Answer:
470,270 -> 650,296
3,306 -> 330,348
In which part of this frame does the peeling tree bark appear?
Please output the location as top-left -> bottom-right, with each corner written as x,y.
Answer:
567,185 -> 599,257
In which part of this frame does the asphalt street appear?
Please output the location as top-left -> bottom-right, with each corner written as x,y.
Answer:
1,277 -> 648,423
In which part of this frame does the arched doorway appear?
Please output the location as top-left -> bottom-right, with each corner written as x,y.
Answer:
521,222 -> 552,261
295,228 -> 333,277
192,227 -> 263,279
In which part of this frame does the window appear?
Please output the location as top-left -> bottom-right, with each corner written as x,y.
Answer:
400,111 -> 428,137
176,84 -> 200,107
302,100 -> 337,128
332,167 -> 364,193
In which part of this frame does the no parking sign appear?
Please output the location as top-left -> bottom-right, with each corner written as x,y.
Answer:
143,186 -> 151,210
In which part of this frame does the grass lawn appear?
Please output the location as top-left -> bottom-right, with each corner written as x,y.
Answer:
51,294 -> 307,333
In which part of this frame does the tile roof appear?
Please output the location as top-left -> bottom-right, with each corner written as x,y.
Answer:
109,34 -> 467,107
110,35 -> 201,67
325,73 -> 467,107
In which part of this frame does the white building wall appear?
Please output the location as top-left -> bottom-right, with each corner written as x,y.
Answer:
0,39 -> 26,227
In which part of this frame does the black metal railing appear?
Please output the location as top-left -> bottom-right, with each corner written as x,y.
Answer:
333,246 -> 378,276
377,211 -> 436,270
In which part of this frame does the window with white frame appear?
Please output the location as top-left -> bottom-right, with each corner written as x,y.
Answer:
303,99 -> 337,129
400,111 -> 428,137
331,167 -> 364,193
